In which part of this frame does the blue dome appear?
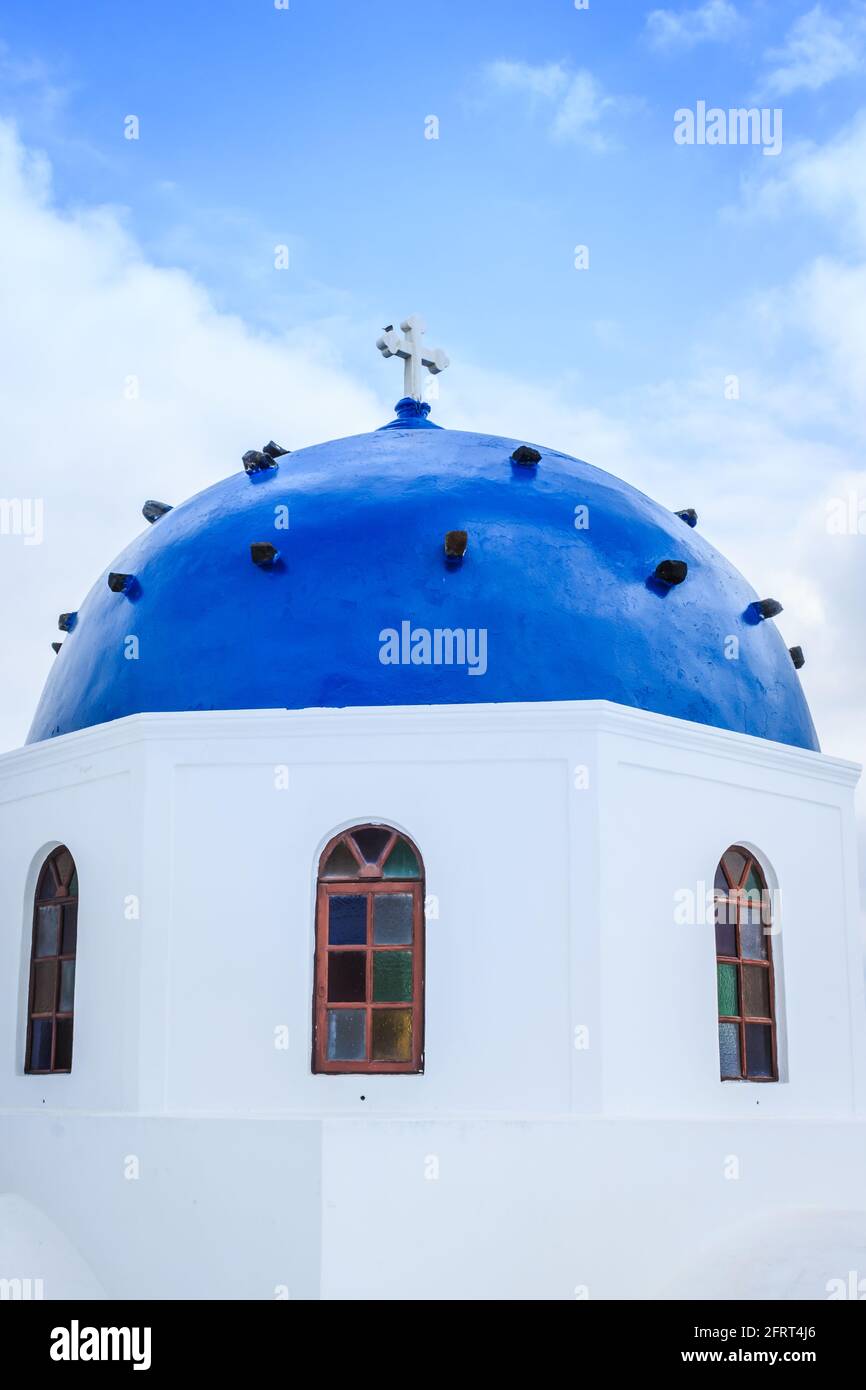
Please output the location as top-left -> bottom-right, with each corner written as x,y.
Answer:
28,399 -> 818,750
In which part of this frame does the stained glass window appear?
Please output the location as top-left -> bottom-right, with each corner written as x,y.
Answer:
714,846 -> 777,1082
313,826 -> 424,1073
25,846 -> 79,1074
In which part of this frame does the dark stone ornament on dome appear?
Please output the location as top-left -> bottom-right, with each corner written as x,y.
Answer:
58,612 -> 77,633
652,559 -> 688,586
789,645 -> 805,669
250,542 -> 280,568
243,449 -> 277,476
263,441 -> 290,459
142,499 -> 173,524
750,598 -> 784,621
444,530 -> 468,563
107,572 -> 139,597
51,642 -> 62,655
675,508 -> 698,527
511,445 -> 541,466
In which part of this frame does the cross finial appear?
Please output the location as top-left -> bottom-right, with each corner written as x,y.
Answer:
376,315 -> 449,401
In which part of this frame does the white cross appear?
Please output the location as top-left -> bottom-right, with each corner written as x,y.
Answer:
376,315 -> 449,401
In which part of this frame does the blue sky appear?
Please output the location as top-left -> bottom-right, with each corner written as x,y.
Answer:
2,0 -> 862,405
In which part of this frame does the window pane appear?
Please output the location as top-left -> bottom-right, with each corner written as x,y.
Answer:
714,898 -> 736,956
383,837 -> 421,879
38,860 -> 58,899
327,951 -> 367,1002
328,895 -> 367,945
327,1009 -> 366,1061
740,908 -> 768,961
742,964 -> 771,1018
29,1018 -> 53,1071
69,868 -> 79,896
54,1018 -> 74,1070
745,1023 -> 774,1078
373,950 -> 413,1002
743,865 -> 764,895
54,848 -> 74,889
35,905 -> 61,957
321,842 -> 361,879
61,903 -> 78,956
713,864 -> 727,893
717,963 -> 738,1017
32,960 -> 57,1014
374,893 -> 413,945
59,960 -> 76,1014
718,1022 -> 741,1078
372,1009 -> 413,1062
351,827 -> 393,864
723,849 -> 747,887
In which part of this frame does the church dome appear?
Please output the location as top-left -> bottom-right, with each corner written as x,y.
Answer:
28,397 -> 818,750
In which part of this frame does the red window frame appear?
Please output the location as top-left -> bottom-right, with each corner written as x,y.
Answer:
25,846 -> 79,1075
715,845 -> 778,1082
313,826 -> 425,1074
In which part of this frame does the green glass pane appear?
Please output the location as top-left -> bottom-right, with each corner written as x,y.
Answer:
69,868 -> 79,896
327,1009 -> 366,1061
383,837 -> 420,879
723,849 -> 746,887
373,950 -> 413,1002
743,865 -> 764,895
374,894 -> 413,944
717,963 -> 738,1017
32,960 -> 57,1014
719,1022 -> 741,1079
322,842 -> 360,879
745,1023 -> 774,1078
35,905 -> 61,957
59,960 -> 76,1014
742,964 -> 770,1018
372,1009 -> 413,1062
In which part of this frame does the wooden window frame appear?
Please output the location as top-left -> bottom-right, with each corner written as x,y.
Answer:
715,845 -> 778,1083
313,826 -> 425,1074
25,846 -> 78,1076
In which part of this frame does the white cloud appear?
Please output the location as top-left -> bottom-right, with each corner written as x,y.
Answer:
763,3 -> 866,95
734,112 -> 866,255
646,0 -> 740,52
484,61 -> 631,151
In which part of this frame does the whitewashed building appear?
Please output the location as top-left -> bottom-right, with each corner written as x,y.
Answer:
1,320 -> 864,1300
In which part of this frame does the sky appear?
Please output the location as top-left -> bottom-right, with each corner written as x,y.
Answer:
0,0 -> 865,891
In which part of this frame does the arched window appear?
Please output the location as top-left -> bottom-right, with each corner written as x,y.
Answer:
25,846 -> 78,1074
714,845 -> 777,1082
313,826 -> 424,1074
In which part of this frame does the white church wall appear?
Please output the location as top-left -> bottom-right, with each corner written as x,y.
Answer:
0,702 -> 861,1127
0,731 -> 145,1112
595,716 -> 864,1119
318,1114 -> 866,1299
161,734 -> 574,1115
